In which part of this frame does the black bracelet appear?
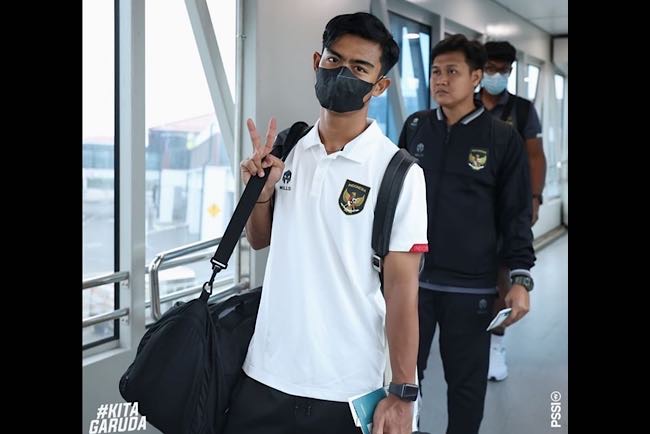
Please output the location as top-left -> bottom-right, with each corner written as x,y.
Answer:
256,198 -> 272,204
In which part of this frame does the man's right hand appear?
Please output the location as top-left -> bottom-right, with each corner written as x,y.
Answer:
240,117 -> 284,201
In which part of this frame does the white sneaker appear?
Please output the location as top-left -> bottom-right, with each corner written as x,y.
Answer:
488,334 -> 508,381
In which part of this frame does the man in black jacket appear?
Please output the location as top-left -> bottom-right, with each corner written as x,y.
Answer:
398,34 -> 536,434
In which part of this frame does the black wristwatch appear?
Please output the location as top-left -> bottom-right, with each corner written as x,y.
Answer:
388,382 -> 419,401
511,275 -> 534,292
532,194 -> 543,205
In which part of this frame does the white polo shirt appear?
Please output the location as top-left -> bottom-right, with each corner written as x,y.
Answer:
243,118 -> 428,402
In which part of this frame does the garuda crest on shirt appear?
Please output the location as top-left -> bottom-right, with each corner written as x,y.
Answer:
338,179 -> 370,215
468,148 -> 488,171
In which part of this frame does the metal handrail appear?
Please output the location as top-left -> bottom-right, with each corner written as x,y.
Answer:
145,250 -> 215,274
82,271 -> 130,290
149,237 -> 223,320
144,280 -> 251,326
82,308 -> 130,328
82,235 -> 246,325
144,275 -> 240,308
82,279 -> 250,329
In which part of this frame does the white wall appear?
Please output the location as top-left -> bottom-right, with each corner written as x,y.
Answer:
553,36 -> 568,75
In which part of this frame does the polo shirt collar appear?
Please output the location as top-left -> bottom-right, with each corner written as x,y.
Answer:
301,118 -> 382,163
436,104 -> 485,125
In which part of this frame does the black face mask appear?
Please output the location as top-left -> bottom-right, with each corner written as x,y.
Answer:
314,66 -> 377,113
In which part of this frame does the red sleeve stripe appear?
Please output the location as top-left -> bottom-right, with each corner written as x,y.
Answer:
409,244 -> 429,253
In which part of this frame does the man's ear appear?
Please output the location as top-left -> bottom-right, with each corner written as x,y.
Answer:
371,76 -> 391,96
313,52 -> 322,72
471,69 -> 483,88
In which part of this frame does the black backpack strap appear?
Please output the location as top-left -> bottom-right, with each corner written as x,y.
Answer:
500,93 -> 516,123
502,94 -> 531,140
492,116 -> 512,145
201,121 -> 312,300
514,96 -> 530,140
399,111 -> 428,151
273,122 -> 313,161
371,148 -> 418,293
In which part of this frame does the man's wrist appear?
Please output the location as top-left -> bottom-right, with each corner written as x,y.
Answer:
256,191 -> 274,204
386,393 -> 413,406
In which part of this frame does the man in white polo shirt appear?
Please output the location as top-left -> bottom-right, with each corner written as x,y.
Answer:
223,12 -> 428,434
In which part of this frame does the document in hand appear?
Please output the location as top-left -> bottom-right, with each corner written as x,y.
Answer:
348,387 -> 388,434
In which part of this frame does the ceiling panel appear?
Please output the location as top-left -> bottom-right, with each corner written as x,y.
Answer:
491,0 -> 568,34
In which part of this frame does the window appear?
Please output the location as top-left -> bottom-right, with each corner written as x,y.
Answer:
82,0 -> 117,347
544,73 -> 567,199
525,64 -> 540,101
369,12 -> 431,143
507,61 -> 517,94
145,0 -> 236,321
554,74 -> 565,101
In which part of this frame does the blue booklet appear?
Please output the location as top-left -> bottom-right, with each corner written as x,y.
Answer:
348,387 -> 388,434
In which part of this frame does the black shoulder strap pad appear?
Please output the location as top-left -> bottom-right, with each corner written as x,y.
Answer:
371,148 -> 418,292
271,121 -> 313,160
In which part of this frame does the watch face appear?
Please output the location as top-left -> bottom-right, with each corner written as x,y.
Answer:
513,276 -> 533,291
404,385 -> 419,399
390,383 -> 419,401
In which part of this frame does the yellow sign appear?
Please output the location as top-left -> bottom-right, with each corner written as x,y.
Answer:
207,203 -> 221,218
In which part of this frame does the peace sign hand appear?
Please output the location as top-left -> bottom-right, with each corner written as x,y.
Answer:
240,117 -> 284,201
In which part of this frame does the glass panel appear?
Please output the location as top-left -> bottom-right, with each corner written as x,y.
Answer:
526,64 -> 540,101
507,61 -> 517,94
554,74 -> 565,101
369,12 -> 431,143
82,283 -> 116,346
146,0 -> 236,315
83,0 -> 115,280
83,0 -> 117,347
544,74 -> 567,199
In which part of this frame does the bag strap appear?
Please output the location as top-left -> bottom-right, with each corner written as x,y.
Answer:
371,148 -> 418,293
501,94 -> 530,140
500,92 -> 516,123
200,121 -> 312,300
514,96 -> 530,140
399,111 -> 428,151
491,115 -> 512,149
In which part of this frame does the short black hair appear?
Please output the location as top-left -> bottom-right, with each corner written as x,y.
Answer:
484,41 -> 516,64
322,12 -> 399,76
430,34 -> 486,71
